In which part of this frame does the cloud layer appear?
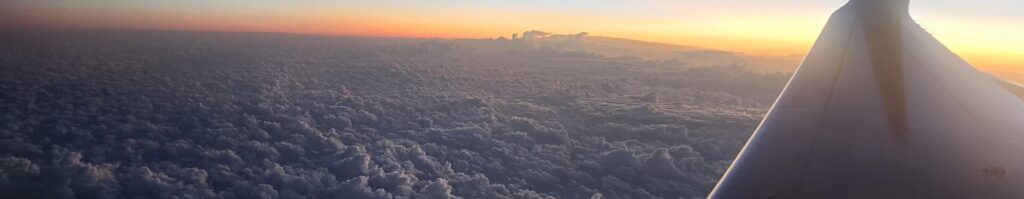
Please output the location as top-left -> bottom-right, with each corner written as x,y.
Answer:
0,30 -> 789,199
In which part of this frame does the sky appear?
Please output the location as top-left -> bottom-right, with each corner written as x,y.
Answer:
3,0 -> 1023,72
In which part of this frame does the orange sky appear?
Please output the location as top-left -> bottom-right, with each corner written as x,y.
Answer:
3,0 -> 1022,72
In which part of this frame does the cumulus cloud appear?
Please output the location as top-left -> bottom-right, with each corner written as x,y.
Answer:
0,30 -> 788,198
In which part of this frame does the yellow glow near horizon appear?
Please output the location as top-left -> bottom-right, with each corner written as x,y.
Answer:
2,1 -> 1022,73
913,17 -> 1024,72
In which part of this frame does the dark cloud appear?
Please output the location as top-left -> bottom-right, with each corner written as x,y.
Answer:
0,30 -> 789,198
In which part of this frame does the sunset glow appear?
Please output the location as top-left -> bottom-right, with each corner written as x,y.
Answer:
4,0 -> 1022,72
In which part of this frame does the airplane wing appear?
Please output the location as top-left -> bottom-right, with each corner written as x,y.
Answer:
709,0 -> 1024,198
992,75 -> 1024,101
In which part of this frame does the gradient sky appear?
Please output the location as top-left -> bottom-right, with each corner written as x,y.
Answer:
3,0 -> 1022,72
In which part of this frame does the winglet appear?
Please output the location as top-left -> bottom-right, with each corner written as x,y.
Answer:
848,0 -> 909,15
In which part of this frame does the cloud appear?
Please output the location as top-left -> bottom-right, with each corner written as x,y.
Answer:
0,30 -> 787,198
